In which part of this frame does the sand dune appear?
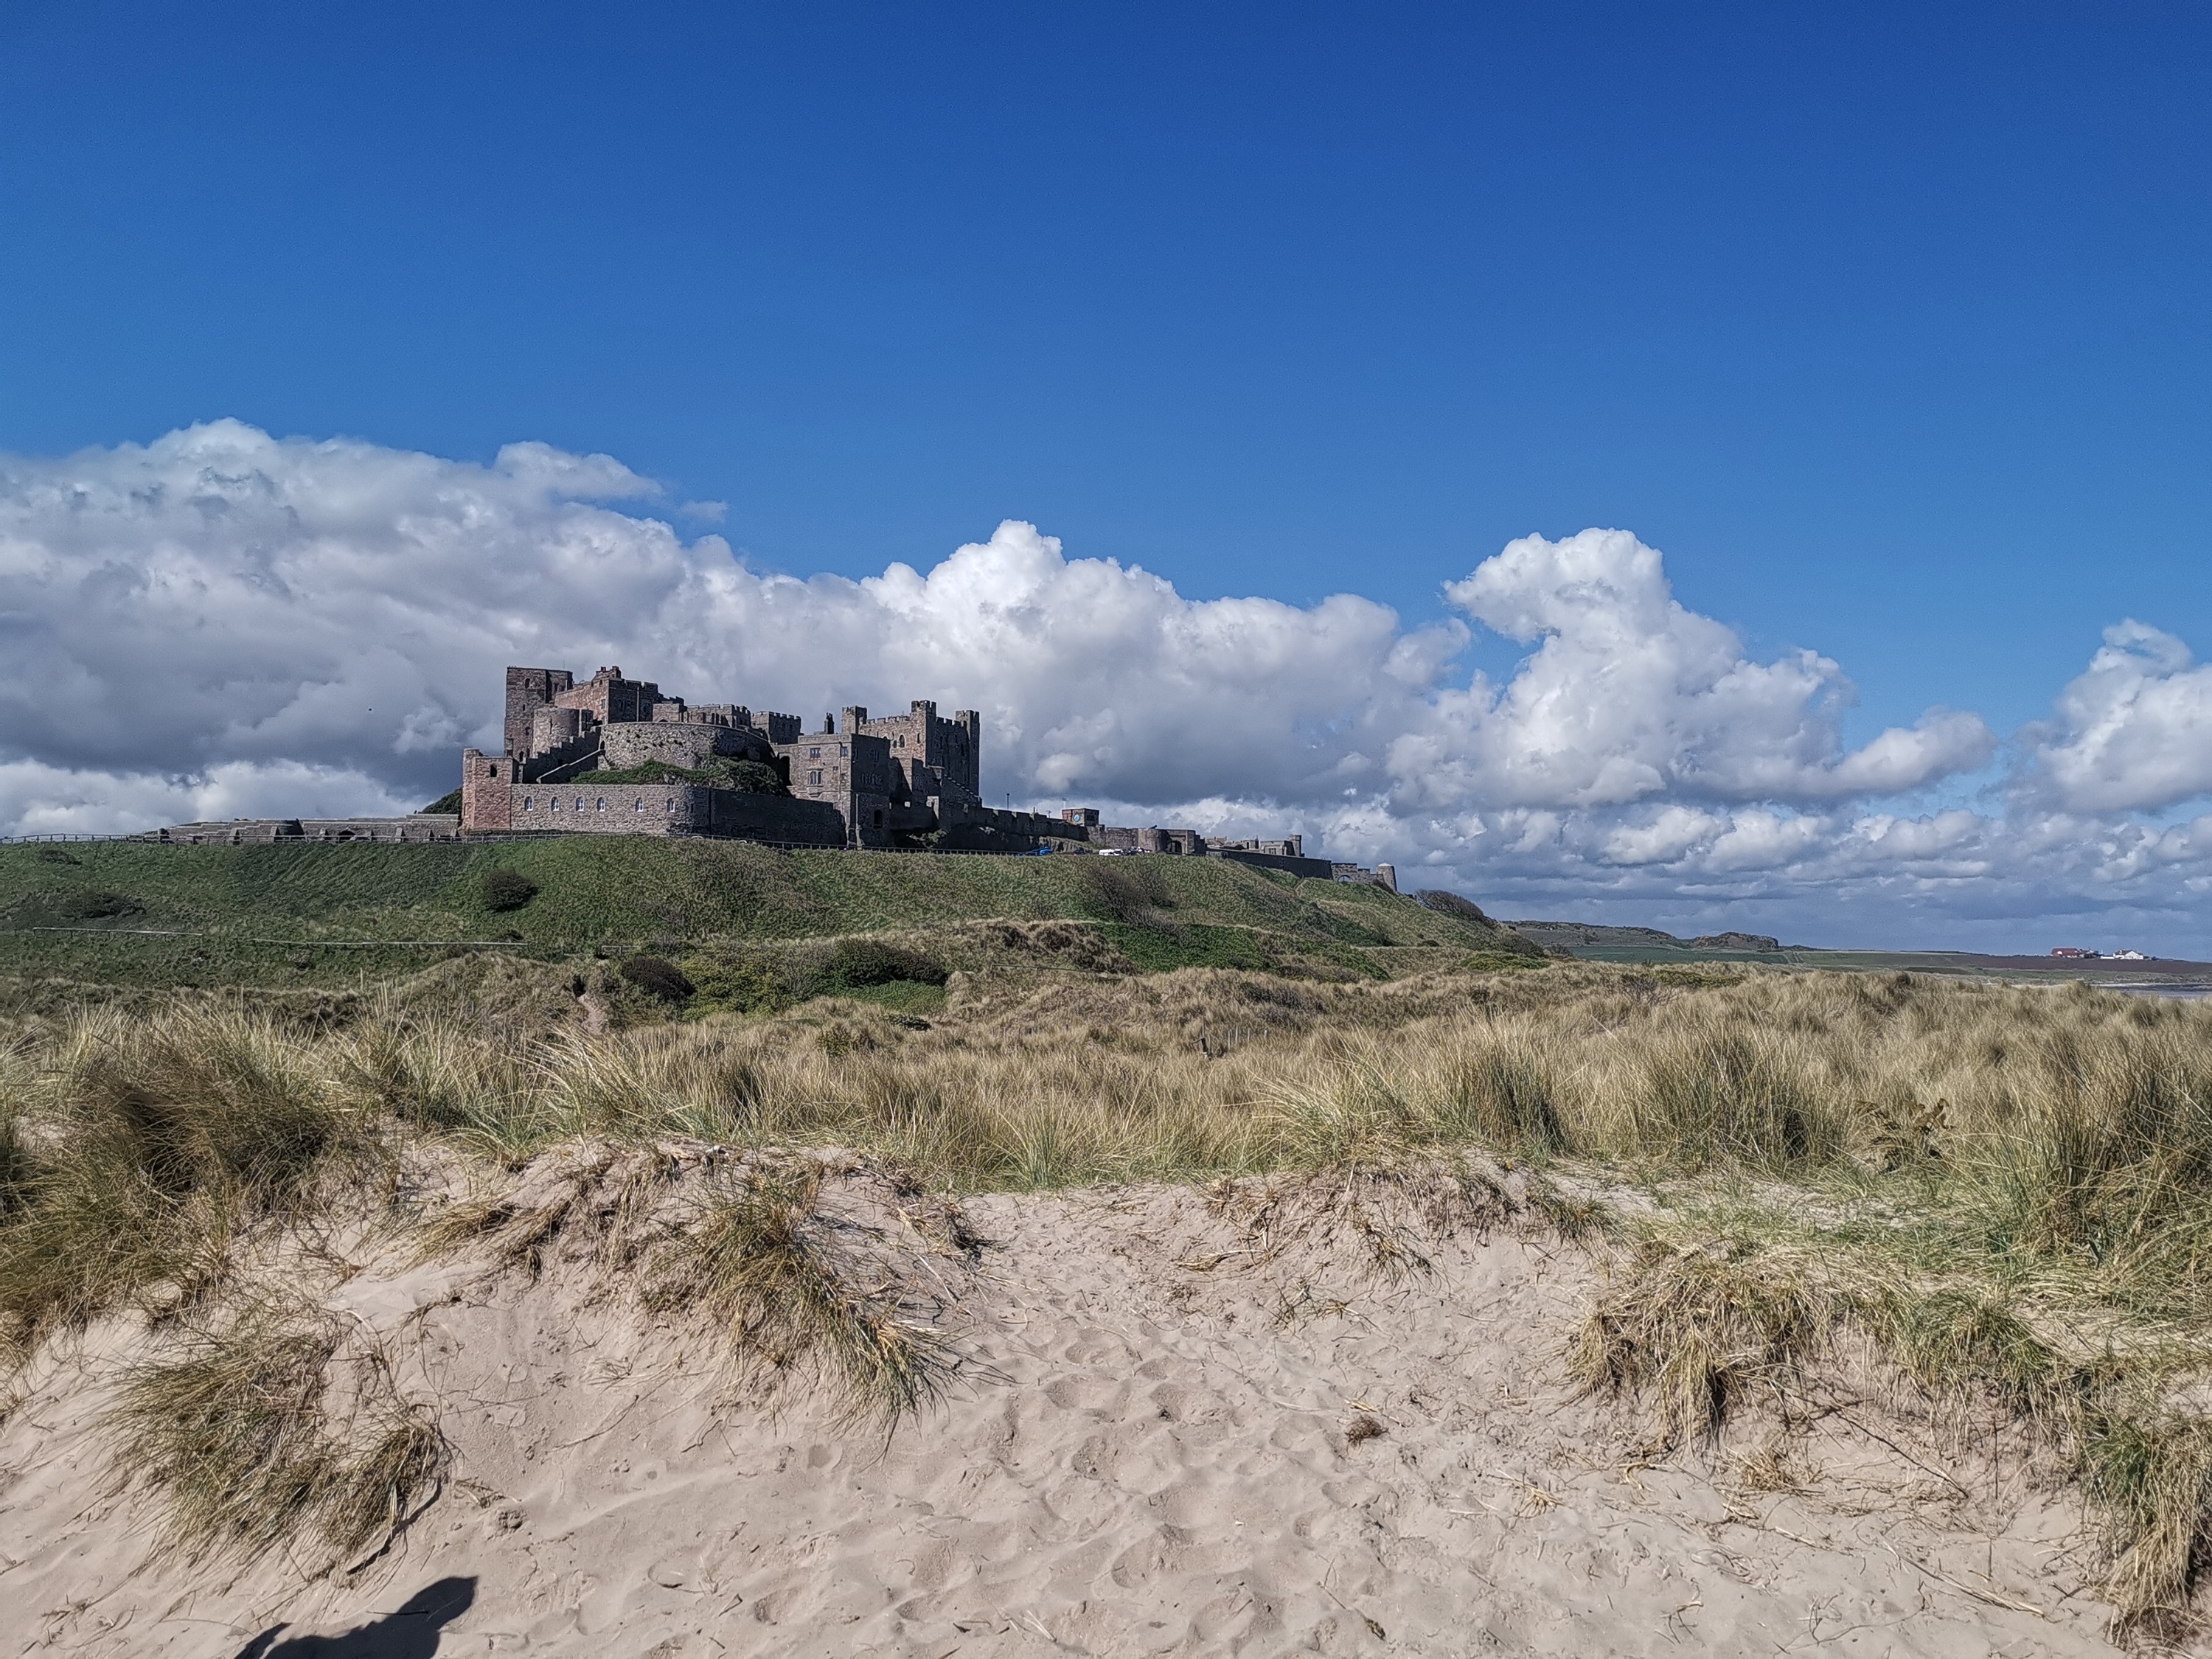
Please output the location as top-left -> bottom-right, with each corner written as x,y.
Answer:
0,1161 -> 2172,1657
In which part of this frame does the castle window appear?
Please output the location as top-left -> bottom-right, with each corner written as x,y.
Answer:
549,798 -> 558,812
839,743 -> 848,757
634,798 -> 643,811
575,797 -> 585,811
809,746 -> 821,758
809,769 -> 823,786
524,796 -> 532,810
596,799 -> 605,811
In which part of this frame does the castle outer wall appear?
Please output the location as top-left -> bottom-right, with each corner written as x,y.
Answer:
459,760 -> 844,846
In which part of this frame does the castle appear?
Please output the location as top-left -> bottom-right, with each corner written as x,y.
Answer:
460,664 -> 1069,849
150,661 -> 1390,885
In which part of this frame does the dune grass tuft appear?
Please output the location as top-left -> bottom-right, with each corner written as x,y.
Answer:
104,1297 -> 445,1567
0,1008 -> 384,1357
645,1164 -> 956,1423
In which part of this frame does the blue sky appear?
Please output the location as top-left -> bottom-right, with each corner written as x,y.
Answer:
2,4 -> 2210,950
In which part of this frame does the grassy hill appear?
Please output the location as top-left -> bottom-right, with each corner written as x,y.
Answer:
0,838 -> 1537,994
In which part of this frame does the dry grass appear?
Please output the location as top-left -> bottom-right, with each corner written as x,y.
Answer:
1569,1218 -> 2212,1630
643,1162 -> 959,1425
103,1295 -> 445,1567
7,961 -> 2212,1624
0,1007 -> 386,1357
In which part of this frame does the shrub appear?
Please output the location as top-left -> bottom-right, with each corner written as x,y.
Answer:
57,889 -> 139,921
1416,889 -> 1491,923
479,869 -> 539,912
824,939 -> 947,990
1072,859 -> 1169,924
33,846 -> 79,865
726,759 -> 789,796
620,955 -> 695,1003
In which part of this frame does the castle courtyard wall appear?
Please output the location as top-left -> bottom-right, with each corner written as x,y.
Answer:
600,722 -> 771,772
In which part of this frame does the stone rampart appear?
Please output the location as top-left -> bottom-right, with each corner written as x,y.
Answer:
501,782 -> 846,845
601,721 -> 771,771
1209,847 -> 1335,880
150,815 -> 462,845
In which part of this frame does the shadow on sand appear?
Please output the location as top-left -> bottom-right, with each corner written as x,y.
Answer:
231,1577 -> 476,1658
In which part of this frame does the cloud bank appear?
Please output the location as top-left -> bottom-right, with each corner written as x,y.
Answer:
2,421 -> 2208,950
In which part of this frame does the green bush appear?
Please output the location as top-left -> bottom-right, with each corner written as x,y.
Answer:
824,939 -> 947,990
479,869 -> 539,912
725,759 -> 789,796
57,889 -> 139,921
1416,889 -> 1489,922
620,955 -> 695,1003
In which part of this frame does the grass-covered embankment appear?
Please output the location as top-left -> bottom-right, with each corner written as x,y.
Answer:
0,838 -> 1533,991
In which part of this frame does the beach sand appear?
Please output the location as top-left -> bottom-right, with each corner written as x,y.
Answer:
0,1163 -> 2169,1657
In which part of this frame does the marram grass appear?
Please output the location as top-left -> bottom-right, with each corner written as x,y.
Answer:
4,963 -> 2212,1624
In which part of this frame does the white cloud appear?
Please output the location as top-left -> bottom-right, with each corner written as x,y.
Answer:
0,759 -> 415,838
2023,621 -> 2212,813
0,422 -> 2207,951
1389,529 -> 1995,811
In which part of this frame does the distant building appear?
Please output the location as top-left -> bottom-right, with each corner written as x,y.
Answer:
142,661 -> 1370,872
2050,947 -> 2098,959
2109,949 -> 2150,961
466,665 -> 1069,848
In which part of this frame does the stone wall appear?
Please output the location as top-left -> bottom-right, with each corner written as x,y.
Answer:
1210,847 -> 1335,880
461,748 -> 520,831
497,780 -> 844,844
601,721 -> 771,771
553,666 -> 664,728
700,789 -> 846,846
855,699 -> 984,803
504,782 -> 697,835
150,815 -> 462,845
504,667 -> 573,762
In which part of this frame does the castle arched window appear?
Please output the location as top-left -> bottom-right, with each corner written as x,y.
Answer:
524,796 -> 532,810
574,797 -> 585,811
634,798 -> 644,812
596,798 -> 605,811
549,798 -> 558,812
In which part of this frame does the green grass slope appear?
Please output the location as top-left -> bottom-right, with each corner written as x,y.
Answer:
0,839 -> 1535,990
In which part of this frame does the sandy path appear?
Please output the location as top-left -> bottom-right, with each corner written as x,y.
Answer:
0,1182 -> 2162,1657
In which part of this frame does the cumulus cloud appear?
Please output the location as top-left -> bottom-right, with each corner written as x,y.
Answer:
1390,529 -> 1994,810
2022,622 -> 2212,813
0,421 -> 2207,949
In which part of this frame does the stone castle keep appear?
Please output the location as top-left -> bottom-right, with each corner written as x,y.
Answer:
460,664 -> 1069,849
154,661 -> 1389,884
